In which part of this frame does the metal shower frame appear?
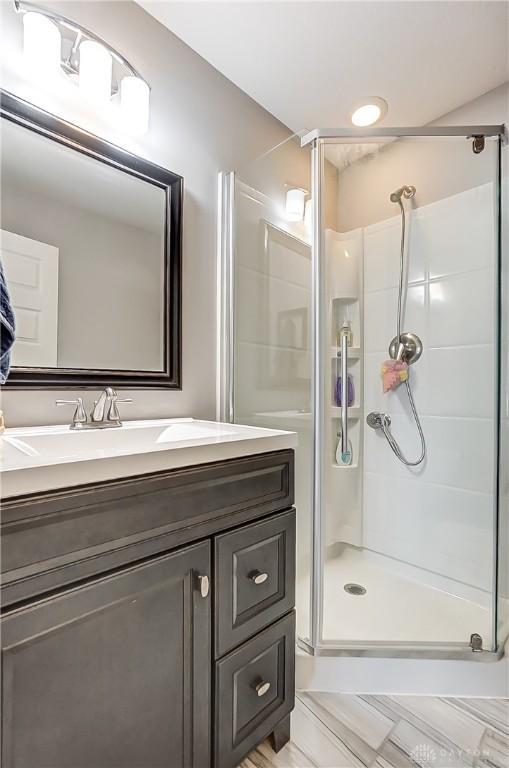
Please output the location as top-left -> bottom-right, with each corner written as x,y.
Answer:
218,124 -> 507,660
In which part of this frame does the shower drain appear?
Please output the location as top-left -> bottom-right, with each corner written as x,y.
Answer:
343,583 -> 367,596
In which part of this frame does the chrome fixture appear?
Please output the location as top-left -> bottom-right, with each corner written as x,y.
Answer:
469,633 -> 483,652
343,583 -> 367,596
14,0 -> 150,134
56,397 -> 88,429
255,681 -> 271,697
338,332 -> 352,465
366,411 -> 390,431
388,332 -> 423,365
56,387 -> 132,429
300,125 -> 506,148
197,574 -> 210,598
389,184 -> 416,203
367,184 -> 426,467
249,570 -> 269,585
471,135 -> 485,154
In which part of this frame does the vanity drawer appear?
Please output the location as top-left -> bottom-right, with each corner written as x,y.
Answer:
214,509 -> 295,657
1,450 -> 294,607
214,612 -> 295,768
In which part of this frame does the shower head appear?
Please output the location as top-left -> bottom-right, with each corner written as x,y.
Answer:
390,185 -> 416,203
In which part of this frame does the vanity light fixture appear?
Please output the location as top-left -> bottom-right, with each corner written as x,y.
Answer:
285,187 -> 307,222
120,76 -> 151,136
78,40 -> 113,105
22,11 -> 61,78
15,0 -> 151,134
350,97 -> 388,127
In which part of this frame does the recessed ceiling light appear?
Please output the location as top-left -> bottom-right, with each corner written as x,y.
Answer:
350,97 -> 387,127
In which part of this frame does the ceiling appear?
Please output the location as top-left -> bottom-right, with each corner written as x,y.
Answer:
138,1 -> 509,132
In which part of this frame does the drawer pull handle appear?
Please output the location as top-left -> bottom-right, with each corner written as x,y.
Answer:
198,574 -> 209,598
255,681 -> 271,697
249,571 -> 269,585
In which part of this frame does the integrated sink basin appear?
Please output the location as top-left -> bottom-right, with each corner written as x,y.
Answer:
1,418 -> 297,498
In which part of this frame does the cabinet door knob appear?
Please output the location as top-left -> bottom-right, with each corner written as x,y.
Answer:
198,574 -> 209,598
249,570 -> 268,585
255,681 -> 271,697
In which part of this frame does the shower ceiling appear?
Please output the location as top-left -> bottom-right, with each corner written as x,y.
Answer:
324,143 -> 381,172
137,1 -> 509,131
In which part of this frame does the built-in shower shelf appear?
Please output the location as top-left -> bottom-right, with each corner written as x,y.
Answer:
330,406 -> 361,419
331,346 -> 361,359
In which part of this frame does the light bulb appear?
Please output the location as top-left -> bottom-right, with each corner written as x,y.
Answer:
304,198 -> 312,229
351,104 -> 381,127
350,97 -> 387,127
79,40 -> 112,104
120,76 -> 150,135
23,12 -> 62,79
286,188 -> 306,222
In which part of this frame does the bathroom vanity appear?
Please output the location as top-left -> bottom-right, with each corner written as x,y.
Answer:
0,90 -> 297,767
1,420 -> 297,768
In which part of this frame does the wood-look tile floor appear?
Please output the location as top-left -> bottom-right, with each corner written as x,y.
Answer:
241,694 -> 509,768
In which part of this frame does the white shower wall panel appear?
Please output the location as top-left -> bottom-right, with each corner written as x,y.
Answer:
362,183 -> 497,593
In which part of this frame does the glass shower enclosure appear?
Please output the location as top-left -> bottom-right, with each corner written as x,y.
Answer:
218,124 -> 507,659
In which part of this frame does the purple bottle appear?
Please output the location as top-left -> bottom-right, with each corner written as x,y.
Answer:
335,375 -> 354,407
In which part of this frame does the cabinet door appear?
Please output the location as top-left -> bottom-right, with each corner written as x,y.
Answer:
1,542 -> 211,768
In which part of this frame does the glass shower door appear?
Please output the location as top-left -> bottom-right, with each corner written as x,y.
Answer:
222,125 -> 506,658
220,135 -> 315,643
316,133 -> 503,654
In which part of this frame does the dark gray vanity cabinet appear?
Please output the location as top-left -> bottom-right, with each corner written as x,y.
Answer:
1,449 -> 295,768
2,543 -> 211,768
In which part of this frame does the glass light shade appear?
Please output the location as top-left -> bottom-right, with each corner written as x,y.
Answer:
23,12 -> 62,77
79,40 -> 113,104
304,198 -> 313,229
286,188 -> 306,222
350,98 -> 387,127
351,104 -> 381,127
120,76 -> 150,135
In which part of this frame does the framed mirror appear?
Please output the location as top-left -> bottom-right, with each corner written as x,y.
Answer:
0,91 -> 182,389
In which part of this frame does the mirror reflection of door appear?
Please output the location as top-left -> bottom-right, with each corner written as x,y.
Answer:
1,230 -> 59,368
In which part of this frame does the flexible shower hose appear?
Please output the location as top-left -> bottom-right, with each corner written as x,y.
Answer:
382,195 -> 426,467
379,379 -> 426,466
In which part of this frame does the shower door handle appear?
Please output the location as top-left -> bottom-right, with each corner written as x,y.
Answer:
340,334 -> 351,464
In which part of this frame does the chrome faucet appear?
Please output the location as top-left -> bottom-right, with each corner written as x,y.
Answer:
56,388 -> 132,430
91,387 -> 116,423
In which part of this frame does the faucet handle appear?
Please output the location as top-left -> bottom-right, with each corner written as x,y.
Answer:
107,395 -> 133,423
56,397 -> 88,428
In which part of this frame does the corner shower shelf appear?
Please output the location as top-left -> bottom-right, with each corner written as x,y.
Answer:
332,346 -> 361,359
332,462 -> 359,471
330,406 -> 361,419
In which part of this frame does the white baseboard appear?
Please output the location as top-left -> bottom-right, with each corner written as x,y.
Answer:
296,643 -> 509,698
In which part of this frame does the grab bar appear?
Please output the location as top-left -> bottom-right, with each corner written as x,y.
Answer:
340,334 -> 351,464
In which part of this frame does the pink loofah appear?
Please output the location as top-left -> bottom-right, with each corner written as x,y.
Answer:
381,359 -> 408,393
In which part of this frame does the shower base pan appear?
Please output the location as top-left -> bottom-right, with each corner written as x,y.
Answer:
297,546 -> 507,656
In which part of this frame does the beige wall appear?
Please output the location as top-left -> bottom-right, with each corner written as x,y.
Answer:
335,83 -> 508,231
0,0 -> 309,426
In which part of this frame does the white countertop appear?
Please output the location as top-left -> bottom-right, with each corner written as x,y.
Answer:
0,418 -> 297,499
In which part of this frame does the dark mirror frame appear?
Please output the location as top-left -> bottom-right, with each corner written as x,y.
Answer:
0,90 -> 182,390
